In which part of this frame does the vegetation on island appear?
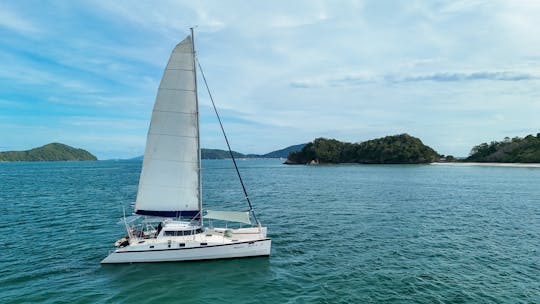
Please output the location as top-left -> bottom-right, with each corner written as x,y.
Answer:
466,133 -> 540,163
132,144 -> 308,160
201,144 -> 307,159
201,149 -> 246,159
0,143 -> 97,162
7,134 -> 540,164
286,134 -> 440,165
261,143 -> 306,158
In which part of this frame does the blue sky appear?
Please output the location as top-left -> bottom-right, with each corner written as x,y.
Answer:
1,1 -> 539,159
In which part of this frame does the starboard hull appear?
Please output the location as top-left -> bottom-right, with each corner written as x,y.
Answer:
101,238 -> 271,264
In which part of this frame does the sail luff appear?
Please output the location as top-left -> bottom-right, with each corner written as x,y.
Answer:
190,28 -> 203,223
134,35 -> 200,217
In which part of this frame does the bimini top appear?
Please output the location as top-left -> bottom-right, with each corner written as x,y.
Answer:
134,35 -> 201,218
204,210 -> 251,224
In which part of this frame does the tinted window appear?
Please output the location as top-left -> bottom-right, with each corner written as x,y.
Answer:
164,230 -> 196,236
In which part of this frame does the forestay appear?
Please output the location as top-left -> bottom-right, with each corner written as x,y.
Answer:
135,36 -> 200,218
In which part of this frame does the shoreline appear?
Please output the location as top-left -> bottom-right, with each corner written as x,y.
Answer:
431,162 -> 540,168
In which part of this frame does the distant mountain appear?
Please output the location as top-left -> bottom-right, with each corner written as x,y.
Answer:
261,143 -> 306,158
286,134 -> 440,164
129,148 -> 247,160
0,143 -> 97,162
465,133 -> 540,163
130,144 -> 307,160
201,148 -> 245,159
202,144 -> 306,159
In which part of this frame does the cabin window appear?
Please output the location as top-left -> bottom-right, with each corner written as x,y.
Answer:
164,229 -> 202,236
179,243 -> 185,247
149,245 -> 154,248
200,243 -> 207,246
165,231 -> 188,236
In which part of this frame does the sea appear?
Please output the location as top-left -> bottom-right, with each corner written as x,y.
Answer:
1,159 -> 539,303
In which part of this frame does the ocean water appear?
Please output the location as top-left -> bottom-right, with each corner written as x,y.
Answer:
1,159 -> 540,303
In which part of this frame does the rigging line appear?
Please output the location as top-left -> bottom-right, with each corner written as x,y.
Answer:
197,61 -> 260,227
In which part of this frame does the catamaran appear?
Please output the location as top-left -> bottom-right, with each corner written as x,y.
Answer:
101,29 -> 271,264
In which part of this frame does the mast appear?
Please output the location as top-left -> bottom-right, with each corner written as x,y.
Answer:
190,27 -> 203,225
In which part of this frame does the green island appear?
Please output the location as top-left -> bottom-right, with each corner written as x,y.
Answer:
0,143 -> 97,162
465,133 -> 540,163
201,149 -> 246,159
286,134 -> 440,165
259,143 -> 306,158
201,144 -> 307,159
130,144 -> 307,160
5,134 -> 540,164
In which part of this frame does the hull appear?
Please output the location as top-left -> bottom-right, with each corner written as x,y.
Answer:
101,238 -> 271,264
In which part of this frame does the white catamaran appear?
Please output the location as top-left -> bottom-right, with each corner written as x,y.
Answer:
101,29 -> 271,264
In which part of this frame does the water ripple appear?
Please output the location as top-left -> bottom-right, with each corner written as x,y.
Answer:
1,160 -> 540,303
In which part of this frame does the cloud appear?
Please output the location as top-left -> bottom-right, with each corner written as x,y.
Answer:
2,1 -> 540,158
0,50 -> 101,93
400,71 -> 539,82
439,0 -> 491,14
290,80 -> 320,88
290,70 -> 538,88
87,0 -> 224,37
0,5 -> 39,35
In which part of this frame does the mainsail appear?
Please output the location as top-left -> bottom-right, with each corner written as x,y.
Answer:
135,35 -> 201,218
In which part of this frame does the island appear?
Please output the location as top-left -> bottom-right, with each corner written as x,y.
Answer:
201,149 -> 245,159
260,143 -> 306,158
465,133 -> 540,163
285,134 -> 440,165
0,143 -> 97,162
131,144 -> 307,160
201,144 -> 307,159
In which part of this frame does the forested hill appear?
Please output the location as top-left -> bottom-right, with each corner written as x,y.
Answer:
286,134 -> 440,164
261,143 -> 306,158
466,134 -> 540,162
201,144 -> 306,159
0,143 -> 97,161
201,149 -> 245,159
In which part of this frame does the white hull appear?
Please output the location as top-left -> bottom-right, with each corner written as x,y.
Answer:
102,238 -> 271,264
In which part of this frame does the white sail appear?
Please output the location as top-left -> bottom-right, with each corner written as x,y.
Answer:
135,36 -> 200,217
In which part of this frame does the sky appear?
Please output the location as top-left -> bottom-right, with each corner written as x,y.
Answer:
1,0 -> 539,159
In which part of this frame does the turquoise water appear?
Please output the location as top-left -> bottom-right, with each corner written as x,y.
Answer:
1,159 -> 540,303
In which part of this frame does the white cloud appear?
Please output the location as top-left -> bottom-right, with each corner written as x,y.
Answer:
0,50 -> 100,93
0,4 -> 39,35
2,1 -> 540,158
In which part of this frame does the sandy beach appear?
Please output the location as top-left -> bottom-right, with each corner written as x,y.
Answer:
431,162 -> 540,168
